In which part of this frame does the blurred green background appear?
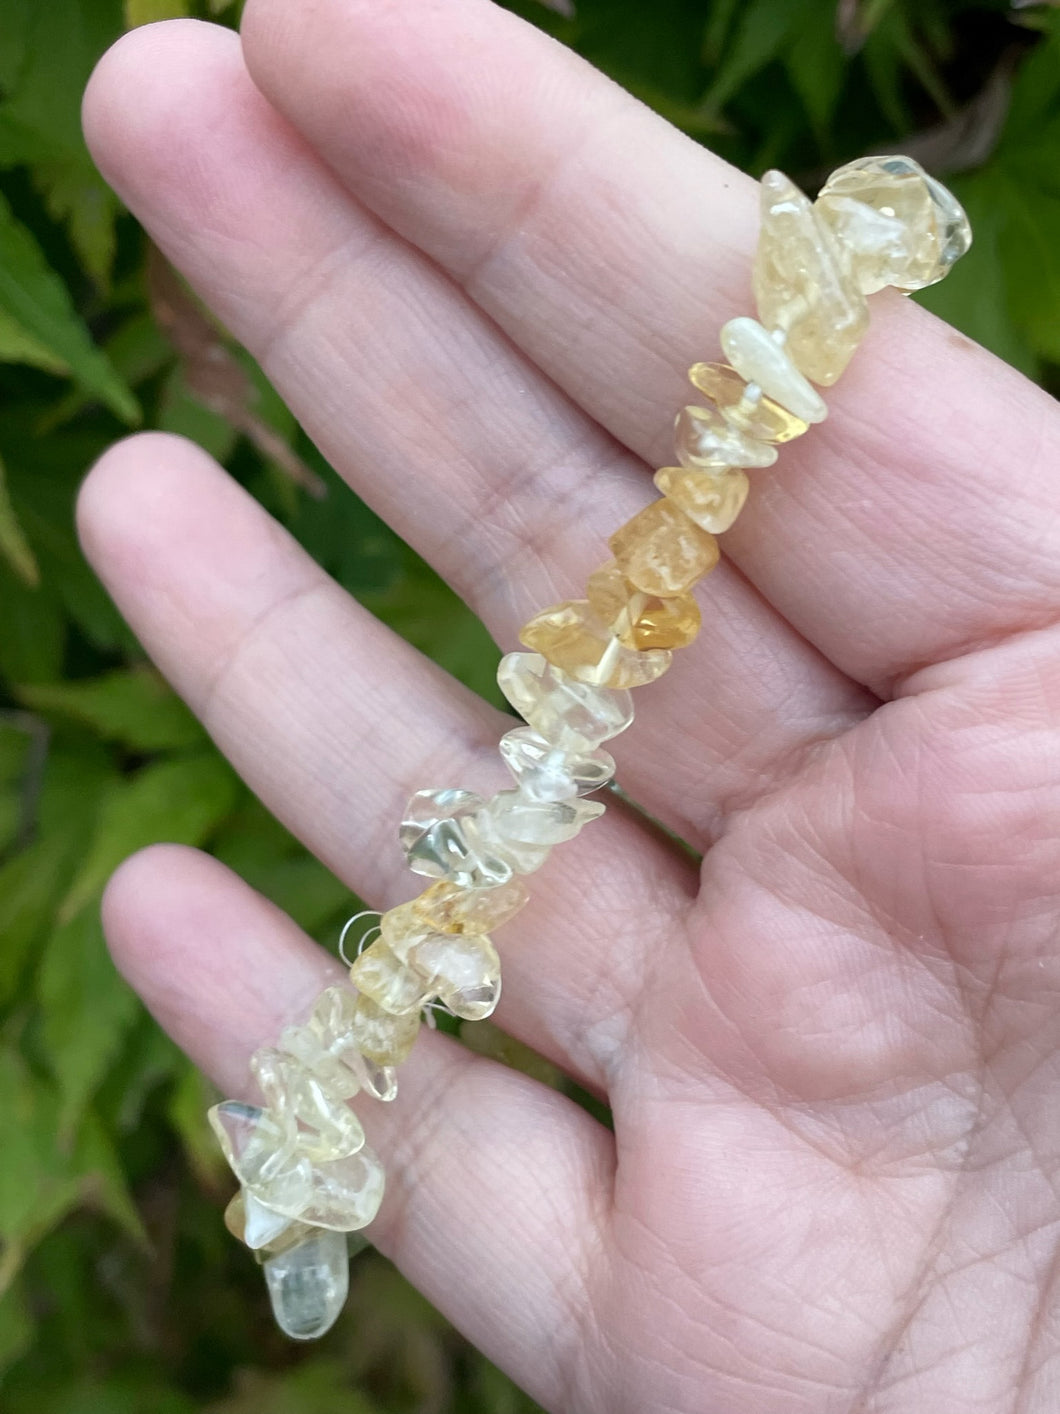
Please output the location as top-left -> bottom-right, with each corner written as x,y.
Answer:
0,0 -> 1058,1409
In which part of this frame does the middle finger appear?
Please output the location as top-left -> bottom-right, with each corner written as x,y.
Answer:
83,21 -> 873,852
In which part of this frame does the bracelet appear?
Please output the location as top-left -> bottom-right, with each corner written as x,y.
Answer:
207,155 -> 972,1340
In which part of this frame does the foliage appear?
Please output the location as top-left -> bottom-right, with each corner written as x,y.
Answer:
0,0 -> 1057,1408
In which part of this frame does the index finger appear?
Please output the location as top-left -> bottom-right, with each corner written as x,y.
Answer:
242,0 -> 1060,695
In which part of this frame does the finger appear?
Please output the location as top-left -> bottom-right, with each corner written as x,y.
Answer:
82,20 -> 873,851
78,432 -> 694,1093
104,843 -> 612,1407
240,0 -> 1060,696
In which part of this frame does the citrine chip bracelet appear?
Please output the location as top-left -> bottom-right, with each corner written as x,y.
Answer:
206,155 -> 972,1340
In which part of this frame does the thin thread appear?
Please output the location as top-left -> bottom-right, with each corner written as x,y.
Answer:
338,910 -> 382,968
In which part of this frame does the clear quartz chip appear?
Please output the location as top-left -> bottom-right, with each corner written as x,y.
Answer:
263,1226 -> 350,1342
487,789 -> 604,847
497,652 -> 634,750
673,404 -> 777,471
208,1101 -> 312,1218
410,932 -> 502,1021
815,154 -> 972,293
499,727 -> 615,802
398,788 -> 514,886
250,1047 -> 366,1162
242,1190 -> 297,1252
299,1144 -> 386,1231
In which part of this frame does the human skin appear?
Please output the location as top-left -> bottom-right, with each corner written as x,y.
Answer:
78,3 -> 1060,1411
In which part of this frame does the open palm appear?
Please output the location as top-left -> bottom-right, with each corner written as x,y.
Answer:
80,4 -> 1060,1411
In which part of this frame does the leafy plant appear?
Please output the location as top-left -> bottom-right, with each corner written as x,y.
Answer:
0,1 -> 1057,1409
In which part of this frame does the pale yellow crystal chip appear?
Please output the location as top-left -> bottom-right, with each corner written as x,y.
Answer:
815,154 -> 972,294
609,498 -> 719,596
225,1190 -> 311,1257
251,1047 -> 366,1162
263,1226 -> 351,1341
519,600 -> 673,688
673,404 -> 777,471
347,993 -> 421,1066
753,170 -> 868,386
586,560 -> 700,650
349,938 -> 431,1016
653,466 -> 749,535
688,364 -> 808,444
409,932 -> 502,1022
497,652 -> 635,750
413,878 -> 529,935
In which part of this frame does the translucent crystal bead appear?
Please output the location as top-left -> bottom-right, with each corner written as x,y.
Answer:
688,365 -> 808,444
225,1189 -> 303,1253
754,169 -> 868,386
399,788 -> 514,887
283,985 -> 395,1103
360,1060 -> 399,1104
379,899 -> 447,963
299,1144 -> 386,1231
409,932 -> 502,1021
262,1225 -> 350,1341
609,498 -> 719,596
499,727 -> 614,804
719,317 -> 827,424
487,789 -> 604,847
348,938 -> 432,1016
653,465 -> 749,535
472,804 -> 552,876
815,154 -> 972,294
347,993 -> 421,1067
519,600 -> 673,688
209,1101 -> 312,1217
586,560 -> 700,650
210,1099 -> 384,1230
413,876 -> 530,934
498,652 -> 635,750
251,1048 -> 366,1162
673,404 -> 778,471
279,1023 -> 362,1102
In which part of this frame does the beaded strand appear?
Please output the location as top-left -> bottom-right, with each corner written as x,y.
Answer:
207,155 -> 972,1340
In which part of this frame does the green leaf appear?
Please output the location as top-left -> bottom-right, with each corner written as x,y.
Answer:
785,19 -> 847,139
125,0 -> 191,26
0,451 -> 39,587
0,191 -> 137,422
205,1363 -> 382,1414
157,364 -> 237,464
0,832 -> 79,1007
0,0 -> 125,284
0,558 -> 64,684
4,467 -> 134,655
700,0 -> 819,119
58,752 -> 240,923
0,1055 -> 143,1270
71,1108 -> 146,1243
167,1062 -> 224,1186
0,306 -> 68,376
917,174 -> 1037,375
35,164 -> 121,291
0,1277 -> 33,1375
18,670 -> 204,753
37,909 -> 141,1132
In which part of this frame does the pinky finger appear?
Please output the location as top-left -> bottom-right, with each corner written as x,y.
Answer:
103,844 -> 613,1404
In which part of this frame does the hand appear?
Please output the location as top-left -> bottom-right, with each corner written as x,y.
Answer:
79,4 -> 1060,1411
